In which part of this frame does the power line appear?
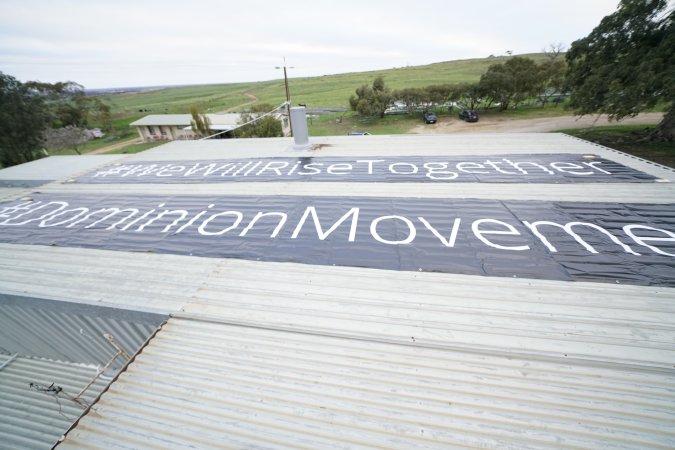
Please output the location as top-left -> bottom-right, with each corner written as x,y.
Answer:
199,101 -> 289,140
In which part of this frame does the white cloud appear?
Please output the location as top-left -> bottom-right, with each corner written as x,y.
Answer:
0,0 -> 620,88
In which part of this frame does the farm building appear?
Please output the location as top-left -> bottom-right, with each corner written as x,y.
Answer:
0,119 -> 674,448
130,112 -> 290,142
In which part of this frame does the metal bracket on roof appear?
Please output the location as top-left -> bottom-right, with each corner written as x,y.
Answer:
72,334 -> 132,404
103,333 -> 132,361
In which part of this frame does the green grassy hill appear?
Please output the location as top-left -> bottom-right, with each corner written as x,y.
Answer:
103,53 -> 550,121
80,52 -> 672,167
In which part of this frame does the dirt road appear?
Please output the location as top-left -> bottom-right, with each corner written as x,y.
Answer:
410,112 -> 664,134
221,92 -> 258,113
87,138 -> 142,155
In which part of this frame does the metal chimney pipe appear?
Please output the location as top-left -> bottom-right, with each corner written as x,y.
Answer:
290,106 -> 311,150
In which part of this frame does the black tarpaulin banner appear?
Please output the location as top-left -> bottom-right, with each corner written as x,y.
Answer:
76,154 -> 658,184
1,194 -> 674,287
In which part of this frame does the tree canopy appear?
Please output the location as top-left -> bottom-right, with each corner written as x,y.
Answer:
377,57 -> 565,114
234,103 -> 283,138
41,126 -> 91,155
0,72 -> 50,167
479,56 -> 543,111
190,106 -> 212,138
349,76 -> 393,118
0,71 -> 115,167
565,0 -> 674,141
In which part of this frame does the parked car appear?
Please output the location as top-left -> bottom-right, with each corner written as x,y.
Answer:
423,112 -> 437,124
458,110 -> 479,122
348,131 -> 370,136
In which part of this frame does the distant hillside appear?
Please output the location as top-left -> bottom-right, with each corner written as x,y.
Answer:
103,53 -> 551,120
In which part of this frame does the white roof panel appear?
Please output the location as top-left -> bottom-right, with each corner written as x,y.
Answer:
130,113 -> 241,127
56,317 -> 675,449
0,155 -> 125,187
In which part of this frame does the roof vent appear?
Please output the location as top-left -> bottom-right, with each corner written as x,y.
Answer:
290,106 -> 311,150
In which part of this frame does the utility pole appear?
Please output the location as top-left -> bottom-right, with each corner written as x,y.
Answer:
276,57 -> 294,136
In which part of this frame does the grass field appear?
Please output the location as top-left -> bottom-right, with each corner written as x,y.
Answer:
307,102 -> 572,136
87,54 -> 551,150
559,124 -> 675,168
101,53 -> 550,118
105,141 -> 165,154
308,111 -> 425,136
46,135 -> 137,156
84,54 -> 672,163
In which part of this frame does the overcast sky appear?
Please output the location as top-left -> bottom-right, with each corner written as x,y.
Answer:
0,0 -> 622,89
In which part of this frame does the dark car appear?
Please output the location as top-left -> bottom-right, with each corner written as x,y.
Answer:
423,112 -> 437,124
459,110 -> 479,122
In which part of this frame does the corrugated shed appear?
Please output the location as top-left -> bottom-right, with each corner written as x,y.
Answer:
0,133 -> 673,448
57,317 -> 675,449
0,295 -> 165,370
0,354 -> 108,450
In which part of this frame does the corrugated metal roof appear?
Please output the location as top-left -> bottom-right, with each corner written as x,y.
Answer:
1,133 -> 674,448
3,242 -> 674,368
0,187 -> 29,201
33,134 -> 670,203
0,354 -> 108,450
110,133 -> 675,182
0,295 -> 165,370
56,317 -> 675,449
0,243 -> 220,314
129,113 -> 242,127
0,294 -> 164,449
178,258 -> 675,369
0,155 -> 125,188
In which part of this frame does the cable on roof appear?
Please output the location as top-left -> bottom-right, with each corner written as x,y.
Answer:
29,382 -> 87,420
199,101 -> 289,140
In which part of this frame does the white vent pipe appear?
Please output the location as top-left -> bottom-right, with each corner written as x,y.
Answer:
290,106 -> 311,150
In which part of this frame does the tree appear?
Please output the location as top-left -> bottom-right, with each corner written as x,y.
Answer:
55,102 -> 87,127
234,103 -> 283,138
538,59 -> 567,106
478,57 -> 543,111
42,126 -> 91,155
0,73 -> 112,167
425,84 -> 453,106
92,98 -> 113,132
25,80 -> 89,127
0,72 -> 50,167
24,79 -> 114,132
542,42 -> 566,61
449,83 -> 488,110
349,76 -> 393,118
392,87 -> 427,114
190,106 -> 211,138
565,0 -> 674,141
24,80 -> 84,97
